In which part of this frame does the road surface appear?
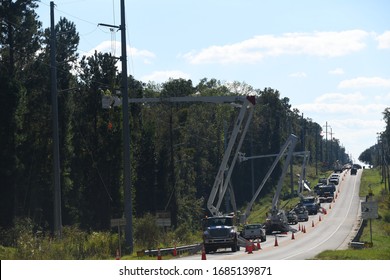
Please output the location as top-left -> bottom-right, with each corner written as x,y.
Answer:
181,169 -> 362,260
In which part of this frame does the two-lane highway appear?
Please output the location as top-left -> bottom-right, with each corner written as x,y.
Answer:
181,169 -> 362,260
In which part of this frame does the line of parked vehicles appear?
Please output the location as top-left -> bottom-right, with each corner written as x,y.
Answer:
239,172 -> 342,243
202,153 -> 362,254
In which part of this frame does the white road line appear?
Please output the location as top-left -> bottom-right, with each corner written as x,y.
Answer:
282,173 -> 358,259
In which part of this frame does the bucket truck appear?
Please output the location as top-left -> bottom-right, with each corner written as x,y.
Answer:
203,95 -> 255,253
238,134 -> 299,234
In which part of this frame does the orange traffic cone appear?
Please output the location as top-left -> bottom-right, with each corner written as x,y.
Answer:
157,248 -> 162,260
303,226 -> 306,233
247,242 -> 253,254
201,244 -> 207,260
298,224 -> 301,231
115,248 -> 120,260
274,235 -> 279,246
291,232 -> 295,240
319,215 -> 322,222
312,220 -> 315,227
257,239 -> 261,250
173,243 -> 177,257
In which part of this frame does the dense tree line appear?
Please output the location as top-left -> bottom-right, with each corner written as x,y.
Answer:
359,108 -> 390,190
0,1 -> 350,234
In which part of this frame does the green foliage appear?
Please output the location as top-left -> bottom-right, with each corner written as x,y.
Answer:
134,213 -> 161,249
1,218 -> 119,260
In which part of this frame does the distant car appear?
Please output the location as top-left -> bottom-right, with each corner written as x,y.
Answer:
318,178 -> 328,185
353,164 -> 362,169
351,168 -> 357,175
329,174 -> 339,185
293,205 -> 309,221
240,223 -> 266,242
287,211 -> 298,225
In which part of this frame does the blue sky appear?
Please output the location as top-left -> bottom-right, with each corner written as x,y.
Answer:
36,0 -> 390,164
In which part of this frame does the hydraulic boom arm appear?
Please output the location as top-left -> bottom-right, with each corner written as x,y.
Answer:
207,96 -> 256,216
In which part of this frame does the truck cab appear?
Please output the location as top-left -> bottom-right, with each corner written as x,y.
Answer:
301,196 -> 320,215
202,216 -> 239,253
317,184 -> 336,203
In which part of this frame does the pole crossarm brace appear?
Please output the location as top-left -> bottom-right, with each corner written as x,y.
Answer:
98,23 -> 120,29
239,150 -> 309,162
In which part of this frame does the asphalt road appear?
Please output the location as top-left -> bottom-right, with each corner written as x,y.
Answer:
181,169 -> 362,260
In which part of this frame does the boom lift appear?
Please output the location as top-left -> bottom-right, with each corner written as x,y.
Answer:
240,149 -> 310,226
206,96 -> 256,217
238,134 -> 298,225
103,93 -> 256,217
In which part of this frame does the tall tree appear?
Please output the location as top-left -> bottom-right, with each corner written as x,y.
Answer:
75,51 -> 122,230
0,0 -> 43,227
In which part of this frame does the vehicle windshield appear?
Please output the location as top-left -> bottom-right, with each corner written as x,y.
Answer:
245,224 -> 261,229
205,217 -> 233,227
302,198 -> 315,204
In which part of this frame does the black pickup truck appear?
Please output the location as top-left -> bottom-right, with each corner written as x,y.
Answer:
301,196 -> 320,215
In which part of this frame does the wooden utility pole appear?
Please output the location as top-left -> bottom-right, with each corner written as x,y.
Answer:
50,1 -> 62,238
99,0 -> 133,253
120,0 -> 133,255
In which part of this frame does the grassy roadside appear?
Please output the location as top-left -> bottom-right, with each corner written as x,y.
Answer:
314,167 -> 390,260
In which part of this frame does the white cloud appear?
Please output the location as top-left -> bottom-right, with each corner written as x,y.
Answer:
141,70 -> 191,83
182,30 -> 369,64
85,41 -> 156,61
289,72 -> 307,78
314,92 -> 365,104
296,91 -> 387,116
338,77 -> 390,88
329,68 -> 345,75
376,31 -> 390,49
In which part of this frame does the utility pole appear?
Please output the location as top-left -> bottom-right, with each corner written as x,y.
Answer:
50,1 -> 62,238
315,126 -> 318,175
120,0 -> 133,254
99,0 -> 133,253
323,122 -> 332,167
330,127 -> 334,164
